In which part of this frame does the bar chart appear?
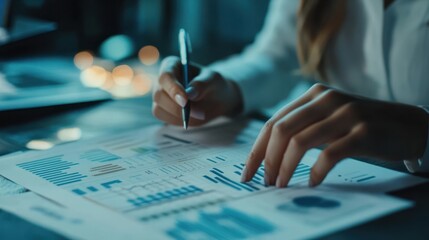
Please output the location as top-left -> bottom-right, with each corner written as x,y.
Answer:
17,155 -> 87,186
127,185 -> 203,208
79,149 -> 120,162
203,167 -> 260,192
71,179 -> 123,196
166,207 -> 275,240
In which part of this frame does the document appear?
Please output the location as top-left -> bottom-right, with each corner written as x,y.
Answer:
0,120 -> 425,239
0,192 -> 160,240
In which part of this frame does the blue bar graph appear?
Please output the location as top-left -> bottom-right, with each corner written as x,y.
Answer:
17,155 -> 87,186
203,167 -> 260,192
72,185 -> 100,196
206,156 -> 227,164
101,179 -> 122,189
127,185 -> 203,208
80,149 -> 120,162
166,207 -> 275,240
232,162 -> 311,185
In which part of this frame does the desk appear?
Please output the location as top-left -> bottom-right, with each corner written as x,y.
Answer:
0,96 -> 428,240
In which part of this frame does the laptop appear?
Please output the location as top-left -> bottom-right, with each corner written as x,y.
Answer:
0,0 -> 57,45
0,0 -> 111,113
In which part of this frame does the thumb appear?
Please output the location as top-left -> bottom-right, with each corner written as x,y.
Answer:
186,71 -> 222,102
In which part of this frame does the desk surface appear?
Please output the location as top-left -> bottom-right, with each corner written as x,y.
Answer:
0,96 -> 428,240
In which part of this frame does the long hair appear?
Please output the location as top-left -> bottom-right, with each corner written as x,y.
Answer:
297,0 -> 347,80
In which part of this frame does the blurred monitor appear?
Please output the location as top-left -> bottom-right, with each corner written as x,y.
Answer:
0,0 -> 56,45
0,2 -> 110,113
0,0 -> 11,28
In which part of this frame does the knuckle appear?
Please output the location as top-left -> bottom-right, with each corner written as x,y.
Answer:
290,136 -> 305,149
310,83 -> 328,94
354,122 -> 370,138
341,102 -> 362,119
209,71 -> 223,84
152,89 -> 163,102
320,149 -> 337,164
273,122 -> 289,136
158,72 -> 174,84
248,150 -> 258,161
263,119 -> 276,131
322,89 -> 340,101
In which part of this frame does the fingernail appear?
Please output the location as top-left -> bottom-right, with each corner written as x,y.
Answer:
240,167 -> 248,182
175,94 -> 187,107
190,110 -> 205,120
186,87 -> 198,101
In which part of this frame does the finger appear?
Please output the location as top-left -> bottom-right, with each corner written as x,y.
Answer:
310,132 -> 361,187
274,113 -> 352,188
153,89 -> 206,120
240,85 -> 327,183
263,89 -> 347,185
153,88 -> 181,117
152,102 -> 182,126
186,71 -> 221,101
158,57 -> 200,107
152,103 -> 206,126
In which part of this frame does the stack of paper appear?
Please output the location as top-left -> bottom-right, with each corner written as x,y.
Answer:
0,120 -> 426,239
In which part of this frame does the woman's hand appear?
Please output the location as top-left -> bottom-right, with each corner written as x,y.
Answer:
241,83 -> 428,188
152,56 -> 243,126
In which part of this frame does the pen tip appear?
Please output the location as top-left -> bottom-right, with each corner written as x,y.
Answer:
183,121 -> 188,130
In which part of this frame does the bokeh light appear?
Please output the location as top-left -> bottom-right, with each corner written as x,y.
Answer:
74,51 -> 94,70
133,73 -> 153,95
57,128 -> 82,142
100,35 -> 135,61
112,65 -> 133,86
26,140 -> 54,150
80,66 -> 107,87
138,45 -> 160,65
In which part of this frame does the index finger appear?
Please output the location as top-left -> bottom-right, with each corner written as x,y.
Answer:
240,84 -> 329,183
158,56 -> 201,107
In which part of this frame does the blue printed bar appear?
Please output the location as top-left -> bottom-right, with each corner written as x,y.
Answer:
80,149 -> 120,162
127,185 -> 203,208
17,155 -> 87,186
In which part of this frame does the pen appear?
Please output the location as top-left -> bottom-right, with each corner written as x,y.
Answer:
178,28 -> 192,129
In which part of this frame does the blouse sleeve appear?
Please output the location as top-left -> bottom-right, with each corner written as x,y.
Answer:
209,0 -> 304,113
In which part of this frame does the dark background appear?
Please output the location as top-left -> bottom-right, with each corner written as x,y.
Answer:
2,0 -> 270,64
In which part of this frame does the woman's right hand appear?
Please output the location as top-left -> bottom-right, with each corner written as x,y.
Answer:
152,56 -> 243,127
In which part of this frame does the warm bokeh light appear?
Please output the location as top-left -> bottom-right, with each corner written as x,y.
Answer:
133,73 -> 153,95
112,65 -> 134,86
138,45 -> 160,65
101,72 -> 115,90
26,140 -> 54,150
80,66 -> 107,87
74,51 -> 94,70
57,127 -> 82,142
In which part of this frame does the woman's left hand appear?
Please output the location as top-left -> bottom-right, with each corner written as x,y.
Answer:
241,83 -> 429,188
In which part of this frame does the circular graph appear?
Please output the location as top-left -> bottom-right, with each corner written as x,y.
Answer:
292,196 -> 341,209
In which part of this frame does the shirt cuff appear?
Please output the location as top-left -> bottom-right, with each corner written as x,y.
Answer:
403,106 -> 429,173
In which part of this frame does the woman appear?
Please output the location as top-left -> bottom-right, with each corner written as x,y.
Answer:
152,0 -> 429,188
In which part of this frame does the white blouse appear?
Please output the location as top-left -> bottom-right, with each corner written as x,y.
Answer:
210,0 -> 429,172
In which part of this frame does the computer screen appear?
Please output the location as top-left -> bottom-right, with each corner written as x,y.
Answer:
0,0 -> 10,28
